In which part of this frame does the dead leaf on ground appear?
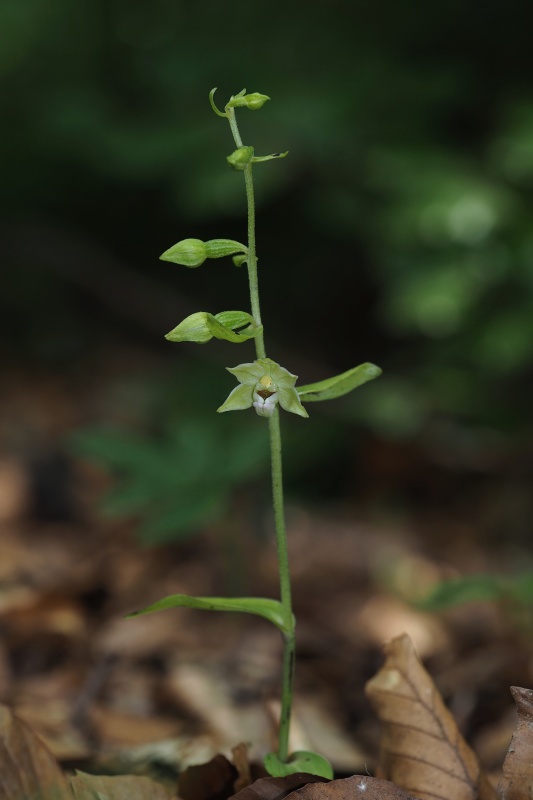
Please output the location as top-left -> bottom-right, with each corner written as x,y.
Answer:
285,774 -> 419,799
230,773 -> 328,800
70,770 -> 177,800
179,754 -> 238,800
365,633 -> 497,800
499,686 -> 533,800
0,703 -> 71,800
232,743 -> 257,793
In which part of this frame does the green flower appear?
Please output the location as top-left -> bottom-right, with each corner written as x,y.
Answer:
217,359 -> 309,419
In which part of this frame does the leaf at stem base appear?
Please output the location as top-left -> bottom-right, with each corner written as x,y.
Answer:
264,751 -> 334,780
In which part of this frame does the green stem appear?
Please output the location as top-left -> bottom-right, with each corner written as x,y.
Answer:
227,107 -> 266,358
226,105 -> 294,762
268,406 -> 295,763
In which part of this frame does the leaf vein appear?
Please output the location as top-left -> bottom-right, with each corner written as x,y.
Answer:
381,749 -> 473,783
399,668 -> 477,786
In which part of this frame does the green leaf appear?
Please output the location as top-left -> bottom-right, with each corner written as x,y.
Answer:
264,751 -> 333,779
252,151 -> 289,163
204,239 -> 247,259
165,311 -> 262,344
214,310 -> 255,330
298,363 -> 382,403
126,594 -> 291,633
417,574 -> 506,610
209,87 -> 227,118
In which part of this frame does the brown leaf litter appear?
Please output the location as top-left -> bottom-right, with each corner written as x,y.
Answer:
1,633 -> 532,799
365,633 -> 497,800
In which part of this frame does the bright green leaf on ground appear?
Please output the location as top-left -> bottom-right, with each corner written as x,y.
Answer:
264,750 -> 334,779
298,363 -> 382,403
126,594 -> 291,634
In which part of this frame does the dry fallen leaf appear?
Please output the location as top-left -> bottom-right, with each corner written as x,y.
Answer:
0,703 -> 71,800
232,743 -> 255,793
286,774 -> 419,799
70,771 -> 177,800
230,773 -> 328,800
499,686 -> 533,800
179,753 -> 238,800
365,633 -> 497,800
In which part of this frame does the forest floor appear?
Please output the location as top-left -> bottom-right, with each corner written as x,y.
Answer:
0,353 -> 532,794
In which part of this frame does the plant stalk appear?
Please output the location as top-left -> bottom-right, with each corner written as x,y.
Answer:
268,406 -> 295,763
227,105 -> 295,762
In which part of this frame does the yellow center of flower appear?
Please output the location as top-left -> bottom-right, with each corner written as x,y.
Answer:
259,375 -> 273,388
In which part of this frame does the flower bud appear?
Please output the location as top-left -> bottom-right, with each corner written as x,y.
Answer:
226,93 -> 270,111
227,146 -> 254,171
160,238 -> 207,268
165,311 -> 213,343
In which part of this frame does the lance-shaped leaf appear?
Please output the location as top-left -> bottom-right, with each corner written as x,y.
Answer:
298,363 -> 382,403
165,310 -> 262,344
126,594 -> 291,634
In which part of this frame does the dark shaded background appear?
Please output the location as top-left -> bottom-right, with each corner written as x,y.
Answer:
2,0 -> 533,543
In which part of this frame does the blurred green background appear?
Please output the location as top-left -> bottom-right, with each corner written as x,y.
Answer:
2,0 -> 533,543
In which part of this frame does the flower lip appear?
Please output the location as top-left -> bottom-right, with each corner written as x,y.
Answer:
253,391 -> 278,418
256,388 -> 274,399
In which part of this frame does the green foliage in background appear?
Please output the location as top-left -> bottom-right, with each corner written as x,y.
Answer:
420,573 -> 533,610
71,413 -> 269,544
68,362 -> 348,546
419,571 -> 533,635
2,0 -> 533,443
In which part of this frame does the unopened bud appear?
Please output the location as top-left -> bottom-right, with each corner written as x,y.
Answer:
165,312 -> 213,343
227,146 -> 254,171
226,92 -> 270,111
160,238 -> 207,268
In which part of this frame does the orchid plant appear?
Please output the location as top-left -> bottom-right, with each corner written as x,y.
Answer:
127,88 -> 382,779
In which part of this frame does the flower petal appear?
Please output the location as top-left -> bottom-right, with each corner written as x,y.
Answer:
217,384 -> 253,413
